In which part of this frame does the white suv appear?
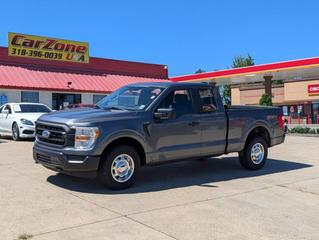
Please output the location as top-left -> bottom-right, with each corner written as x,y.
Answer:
0,103 -> 52,141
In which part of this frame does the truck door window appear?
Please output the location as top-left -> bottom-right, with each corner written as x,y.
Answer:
198,88 -> 216,113
157,89 -> 193,118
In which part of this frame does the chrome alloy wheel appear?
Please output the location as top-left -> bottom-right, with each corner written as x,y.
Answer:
250,143 -> 265,164
12,124 -> 19,140
111,154 -> 135,183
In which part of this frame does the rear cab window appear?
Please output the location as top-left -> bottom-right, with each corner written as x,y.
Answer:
194,88 -> 217,113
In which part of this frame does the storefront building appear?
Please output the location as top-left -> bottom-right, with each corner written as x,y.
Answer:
171,57 -> 319,125
231,80 -> 319,124
0,46 -> 168,110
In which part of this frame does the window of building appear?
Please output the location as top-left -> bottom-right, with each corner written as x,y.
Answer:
21,91 -> 39,103
0,95 -> 8,105
312,102 -> 319,124
93,94 -> 106,104
280,103 -> 317,124
52,93 -> 81,110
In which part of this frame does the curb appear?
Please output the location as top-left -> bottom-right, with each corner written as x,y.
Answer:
287,133 -> 319,137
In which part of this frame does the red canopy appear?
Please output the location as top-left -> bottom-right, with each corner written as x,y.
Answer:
171,57 -> 319,85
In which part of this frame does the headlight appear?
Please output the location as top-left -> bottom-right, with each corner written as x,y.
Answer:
74,127 -> 100,150
20,118 -> 34,126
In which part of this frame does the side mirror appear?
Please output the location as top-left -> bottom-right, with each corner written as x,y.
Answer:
202,104 -> 217,113
154,108 -> 176,120
2,109 -> 9,114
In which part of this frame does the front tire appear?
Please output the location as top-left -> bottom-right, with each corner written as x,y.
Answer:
239,137 -> 268,170
12,123 -> 20,141
98,145 -> 140,190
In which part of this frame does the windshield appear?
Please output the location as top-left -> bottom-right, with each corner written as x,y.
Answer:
13,104 -> 52,113
97,85 -> 165,111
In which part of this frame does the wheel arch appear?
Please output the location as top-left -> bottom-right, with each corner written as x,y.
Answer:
244,125 -> 271,148
12,121 -> 18,128
100,136 -> 147,168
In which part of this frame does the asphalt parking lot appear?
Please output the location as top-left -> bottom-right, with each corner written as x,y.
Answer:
1,136 -> 319,240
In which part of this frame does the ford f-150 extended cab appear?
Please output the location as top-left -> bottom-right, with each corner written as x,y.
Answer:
33,82 -> 285,189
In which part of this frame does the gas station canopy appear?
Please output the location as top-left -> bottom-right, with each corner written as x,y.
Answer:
171,57 -> 319,85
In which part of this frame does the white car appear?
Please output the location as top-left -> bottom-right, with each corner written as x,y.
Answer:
0,103 -> 52,141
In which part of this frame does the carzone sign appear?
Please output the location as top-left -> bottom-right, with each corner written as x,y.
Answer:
308,84 -> 319,95
8,32 -> 89,63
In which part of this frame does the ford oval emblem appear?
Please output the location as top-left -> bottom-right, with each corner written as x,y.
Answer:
42,130 -> 50,138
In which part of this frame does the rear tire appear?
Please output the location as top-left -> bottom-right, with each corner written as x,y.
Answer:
12,123 -> 20,141
98,145 -> 140,190
239,136 -> 268,170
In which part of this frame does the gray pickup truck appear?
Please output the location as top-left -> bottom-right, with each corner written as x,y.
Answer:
33,82 -> 285,189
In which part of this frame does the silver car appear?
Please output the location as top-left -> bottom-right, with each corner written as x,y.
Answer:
0,103 -> 52,140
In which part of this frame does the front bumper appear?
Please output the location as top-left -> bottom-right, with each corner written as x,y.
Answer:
33,143 -> 101,178
19,124 -> 36,138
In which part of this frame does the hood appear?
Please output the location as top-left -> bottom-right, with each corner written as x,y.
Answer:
16,113 -> 47,123
37,108 -> 140,126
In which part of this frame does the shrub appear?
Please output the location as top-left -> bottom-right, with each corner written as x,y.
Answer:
288,127 -> 318,134
259,93 -> 272,106
289,126 -> 308,133
309,128 -> 316,134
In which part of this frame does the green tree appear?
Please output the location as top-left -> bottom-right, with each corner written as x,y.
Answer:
195,68 -> 206,73
231,54 -> 254,68
223,54 -> 255,105
259,93 -> 272,106
272,79 -> 283,85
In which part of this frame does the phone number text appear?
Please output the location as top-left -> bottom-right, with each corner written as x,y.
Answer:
10,47 -> 63,60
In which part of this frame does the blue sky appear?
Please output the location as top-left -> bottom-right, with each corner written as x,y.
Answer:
0,0 -> 318,76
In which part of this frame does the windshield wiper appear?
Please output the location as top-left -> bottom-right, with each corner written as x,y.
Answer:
104,106 -> 127,111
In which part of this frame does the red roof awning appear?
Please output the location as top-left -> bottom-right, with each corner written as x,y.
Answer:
0,64 -> 168,93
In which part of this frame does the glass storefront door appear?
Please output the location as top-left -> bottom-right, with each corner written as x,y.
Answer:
312,102 -> 319,124
52,93 -> 81,110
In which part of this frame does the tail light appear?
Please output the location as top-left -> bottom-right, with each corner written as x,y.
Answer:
278,114 -> 284,129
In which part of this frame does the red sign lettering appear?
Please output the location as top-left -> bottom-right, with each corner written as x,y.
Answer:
308,84 -> 319,94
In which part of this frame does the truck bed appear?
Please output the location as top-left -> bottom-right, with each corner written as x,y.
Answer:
225,105 -> 283,153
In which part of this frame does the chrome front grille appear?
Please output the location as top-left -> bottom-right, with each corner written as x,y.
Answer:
36,123 -> 67,146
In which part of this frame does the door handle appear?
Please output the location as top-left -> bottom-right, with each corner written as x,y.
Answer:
189,121 -> 200,127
